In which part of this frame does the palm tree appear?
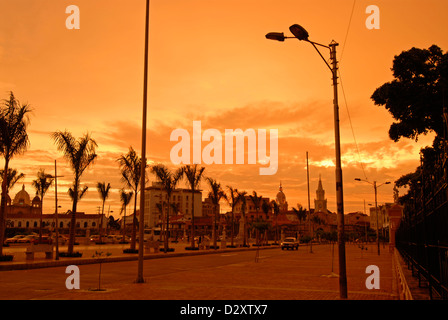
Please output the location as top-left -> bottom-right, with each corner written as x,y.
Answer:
51,130 -> 97,255
225,186 -> 240,248
271,200 -> 280,245
0,92 -> 31,256
237,190 -> 248,247
96,182 -> 111,243
117,147 -> 144,251
119,189 -> 133,243
249,191 -> 263,245
205,177 -> 226,249
261,200 -> 273,243
182,164 -> 205,249
0,168 -> 25,192
151,164 -> 183,253
293,206 -> 307,223
32,169 -> 54,243
293,205 -> 307,242
68,185 -> 88,202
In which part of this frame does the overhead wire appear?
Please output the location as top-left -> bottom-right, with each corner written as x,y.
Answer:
337,0 -> 369,180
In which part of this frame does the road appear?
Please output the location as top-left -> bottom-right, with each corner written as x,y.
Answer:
0,243 -> 397,300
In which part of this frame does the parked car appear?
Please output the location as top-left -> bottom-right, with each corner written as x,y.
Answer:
117,235 -> 131,243
51,234 -> 68,244
100,235 -> 116,244
281,237 -> 299,250
17,235 -> 39,244
90,234 -> 118,244
89,235 -> 100,243
31,235 -> 52,245
5,234 -> 26,244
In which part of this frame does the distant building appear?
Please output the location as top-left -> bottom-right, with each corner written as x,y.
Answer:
202,196 -> 217,217
5,185 -> 100,234
369,203 -> 392,231
314,175 -> 327,213
275,182 -> 288,212
234,195 -> 271,221
143,181 -> 203,229
5,184 -> 41,216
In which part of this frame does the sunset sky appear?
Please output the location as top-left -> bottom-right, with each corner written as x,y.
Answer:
1,0 -> 447,219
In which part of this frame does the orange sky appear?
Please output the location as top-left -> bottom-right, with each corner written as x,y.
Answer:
1,0 -> 447,218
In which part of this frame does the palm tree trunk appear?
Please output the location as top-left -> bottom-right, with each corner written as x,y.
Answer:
122,205 -> 126,243
0,159 -> 9,256
190,189 -> 195,249
255,209 -> 259,246
213,204 -> 217,249
68,179 -> 78,255
39,195 -> 43,243
242,211 -> 246,247
165,199 -> 170,253
131,193 -> 138,251
231,210 -> 234,247
68,202 -> 77,254
99,201 -> 105,243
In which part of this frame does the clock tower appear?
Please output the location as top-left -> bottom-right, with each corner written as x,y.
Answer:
314,175 -> 327,213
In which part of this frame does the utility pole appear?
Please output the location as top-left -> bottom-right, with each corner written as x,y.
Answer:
374,181 -> 380,255
330,41 -> 347,299
53,160 -> 64,261
306,151 -> 313,253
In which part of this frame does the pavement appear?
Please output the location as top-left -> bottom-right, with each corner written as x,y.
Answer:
1,239 -> 273,270
0,240 -> 403,301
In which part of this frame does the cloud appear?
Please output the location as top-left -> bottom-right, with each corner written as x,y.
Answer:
7,98 -> 431,217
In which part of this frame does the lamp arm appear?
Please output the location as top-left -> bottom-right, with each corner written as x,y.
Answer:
309,41 -> 332,72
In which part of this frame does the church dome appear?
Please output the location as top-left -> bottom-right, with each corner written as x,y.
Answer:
13,185 -> 31,206
32,195 -> 41,207
275,182 -> 288,211
276,189 -> 286,205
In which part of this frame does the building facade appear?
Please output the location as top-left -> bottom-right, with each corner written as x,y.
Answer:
143,181 -> 203,229
5,185 -> 101,235
369,203 -> 392,231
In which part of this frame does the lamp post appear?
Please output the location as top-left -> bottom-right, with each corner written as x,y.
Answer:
355,178 -> 390,255
266,24 -> 347,299
306,151 -> 312,254
136,0 -> 150,284
53,160 -> 64,260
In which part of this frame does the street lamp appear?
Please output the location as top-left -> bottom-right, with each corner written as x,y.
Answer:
354,178 -> 390,255
266,24 -> 347,299
53,160 -> 64,260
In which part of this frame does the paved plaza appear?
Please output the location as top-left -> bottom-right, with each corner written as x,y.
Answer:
0,242 -> 399,300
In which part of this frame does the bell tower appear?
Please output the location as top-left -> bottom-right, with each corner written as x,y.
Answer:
314,175 -> 327,213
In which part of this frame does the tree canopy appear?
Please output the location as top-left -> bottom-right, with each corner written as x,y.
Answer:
371,45 -> 448,142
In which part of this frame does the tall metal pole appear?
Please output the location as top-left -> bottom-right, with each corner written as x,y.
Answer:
364,199 -> 368,243
54,160 -> 60,260
374,181 -> 380,255
136,0 -> 150,284
306,151 -> 312,253
330,41 -> 347,299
